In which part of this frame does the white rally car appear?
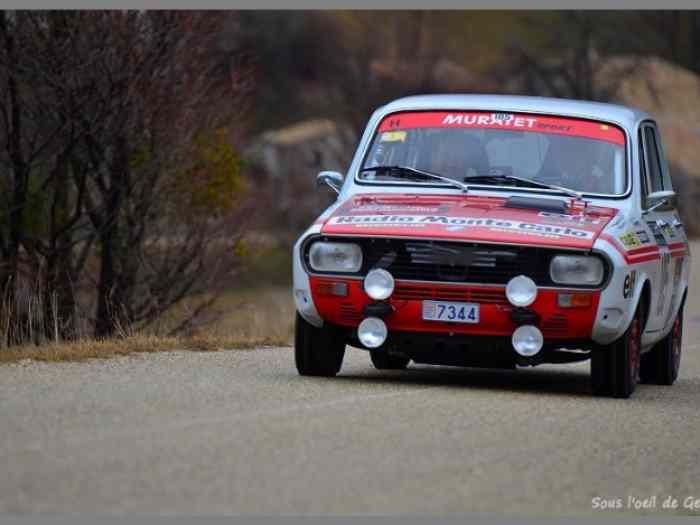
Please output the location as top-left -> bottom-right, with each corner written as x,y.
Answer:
292,95 -> 690,398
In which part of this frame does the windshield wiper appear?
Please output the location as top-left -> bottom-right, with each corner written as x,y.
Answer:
360,165 -> 470,193
464,174 -> 584,200
360,166 -> 585,200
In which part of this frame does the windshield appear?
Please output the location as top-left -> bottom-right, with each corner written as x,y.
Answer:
359,111 -> 627,195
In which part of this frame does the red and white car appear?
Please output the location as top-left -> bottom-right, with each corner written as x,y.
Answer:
292,95 -> 690,398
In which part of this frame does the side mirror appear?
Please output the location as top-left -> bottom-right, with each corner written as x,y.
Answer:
316,171 -> 344,194
644,190 -> 676,213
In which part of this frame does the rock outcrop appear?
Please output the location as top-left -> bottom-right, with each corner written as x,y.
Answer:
609,57 -> 700,234
244,119 -> 357,239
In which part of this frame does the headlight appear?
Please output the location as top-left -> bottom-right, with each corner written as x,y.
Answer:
308,241 -> 363,273
512,325 -> 544,356
506,275 -> 538,307
357,317 -> 388,348
364,269 -> 395,300
550,255 -> 604,285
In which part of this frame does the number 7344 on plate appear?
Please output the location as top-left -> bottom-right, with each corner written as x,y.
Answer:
422,301 -> 480,324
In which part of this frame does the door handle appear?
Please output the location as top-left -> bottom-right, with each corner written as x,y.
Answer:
672,218 -> 683,229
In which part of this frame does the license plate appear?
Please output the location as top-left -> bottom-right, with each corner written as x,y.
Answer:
422,301 -> 480,324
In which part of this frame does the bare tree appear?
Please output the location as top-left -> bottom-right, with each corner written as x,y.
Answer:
0,12 -> 95,342
70,11 -> 251,337
502,12 -> 640,102
0,11 -> 252,344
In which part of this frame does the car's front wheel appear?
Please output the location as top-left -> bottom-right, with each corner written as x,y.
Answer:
640,306 -> 683,385
591,304 -> 643,398
295,313 -> 346,377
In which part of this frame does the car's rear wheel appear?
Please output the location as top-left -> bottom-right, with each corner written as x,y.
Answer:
370,350 -> 410,370
591,304 -> 642,398
295,313 -> 346,377
640,307 -> 683,385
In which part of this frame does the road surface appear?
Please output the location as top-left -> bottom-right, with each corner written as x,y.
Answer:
2,248 -> 700,517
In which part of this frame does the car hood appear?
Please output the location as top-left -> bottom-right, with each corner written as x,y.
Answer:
319,193 -> 618,250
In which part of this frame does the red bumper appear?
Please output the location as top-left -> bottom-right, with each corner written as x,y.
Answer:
309,277 -> 600,340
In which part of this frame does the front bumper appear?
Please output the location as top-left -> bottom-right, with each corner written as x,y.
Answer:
309,276 -> 600,341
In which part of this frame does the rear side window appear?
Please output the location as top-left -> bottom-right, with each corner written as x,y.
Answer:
643,126 -> 665,193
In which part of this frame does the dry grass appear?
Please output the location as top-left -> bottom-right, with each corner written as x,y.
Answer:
144,285 -> 295,340
0,285 -> 295,365
198,286 -> 295,340
0,333 -> 289,365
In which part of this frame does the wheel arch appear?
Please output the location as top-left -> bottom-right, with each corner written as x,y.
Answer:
672,285 -> 689,325
680,285 -> 688,310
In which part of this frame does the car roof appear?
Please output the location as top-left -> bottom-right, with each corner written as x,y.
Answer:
378,94 -> 651,130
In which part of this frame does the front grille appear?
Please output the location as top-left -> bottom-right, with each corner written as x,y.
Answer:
393,284 -> 508,304
542,314 -> 569,336
305,236 -> 604,287
357,238 -> 555,285
339,302 -> 362,323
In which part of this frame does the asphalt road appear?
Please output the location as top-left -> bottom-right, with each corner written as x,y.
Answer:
2,249 -> 700,517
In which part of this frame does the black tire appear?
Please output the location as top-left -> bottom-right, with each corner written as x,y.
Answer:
591,304 -> 643,398
370,350 -> 410,370
640,307 -> 683,385
294,313 -> 346,377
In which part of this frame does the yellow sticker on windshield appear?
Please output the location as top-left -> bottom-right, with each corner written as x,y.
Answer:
380,131 -> 407,142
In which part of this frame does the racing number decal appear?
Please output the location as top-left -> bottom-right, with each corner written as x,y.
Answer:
656,252 -> 671,316
492,112 -> 514,122
623,270 -> 637,299
663,258 -> 684,328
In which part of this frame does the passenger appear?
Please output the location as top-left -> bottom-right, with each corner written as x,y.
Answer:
429,131 -> 490,180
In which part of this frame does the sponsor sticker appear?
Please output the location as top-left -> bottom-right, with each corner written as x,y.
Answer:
623,270 -> 637,298
380,131 -> 407,143
376,111 -> 625,145
351,204 -> 439,213
636,230 -> 650,244
538,211 -> 601,225
662,224 -> 676,238
328,214 -> 594,239
442,113 -> 536,129
619,231 -> 642,249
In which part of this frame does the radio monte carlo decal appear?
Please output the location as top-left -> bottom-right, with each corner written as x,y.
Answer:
320,195 -> 617,249
328,214 -> 594,239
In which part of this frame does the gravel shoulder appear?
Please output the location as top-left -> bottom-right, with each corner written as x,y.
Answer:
2,249 -> 700,517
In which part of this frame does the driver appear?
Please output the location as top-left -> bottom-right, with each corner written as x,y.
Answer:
538,135 -> 611,193
429,131 -> 489,180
